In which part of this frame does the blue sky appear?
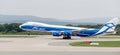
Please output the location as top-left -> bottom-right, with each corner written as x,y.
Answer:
0,0 -> 120,20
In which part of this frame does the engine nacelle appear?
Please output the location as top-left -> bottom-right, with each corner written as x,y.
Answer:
52,32 -> 61,37
63,31 -> 71,37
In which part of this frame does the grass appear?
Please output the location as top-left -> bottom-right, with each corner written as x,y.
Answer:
0,32 -> 51,38
0,35 -> 119,38
70,41 -> 120,47
0,32 -> 51,35
0,35 -> 38,38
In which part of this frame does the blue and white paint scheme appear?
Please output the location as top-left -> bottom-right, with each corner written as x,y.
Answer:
19,18 -> 119,39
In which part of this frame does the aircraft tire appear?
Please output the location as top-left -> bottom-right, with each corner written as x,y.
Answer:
63,36 -> 71,39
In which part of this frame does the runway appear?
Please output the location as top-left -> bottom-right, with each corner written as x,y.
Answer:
0,35 -> 120,55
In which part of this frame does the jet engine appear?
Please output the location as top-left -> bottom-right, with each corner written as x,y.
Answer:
52,31 -> 72,39
63,31 -> 71,37
52,32 -> 61,37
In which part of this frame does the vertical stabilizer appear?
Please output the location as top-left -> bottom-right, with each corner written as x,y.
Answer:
94,18 -> 119,35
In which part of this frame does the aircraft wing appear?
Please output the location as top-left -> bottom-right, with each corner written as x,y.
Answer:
46,27 -> 89,33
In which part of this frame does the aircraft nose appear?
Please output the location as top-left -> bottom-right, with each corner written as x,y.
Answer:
19,25 -> 23,29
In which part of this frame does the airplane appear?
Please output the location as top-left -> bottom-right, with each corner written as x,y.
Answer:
19,18 -> 119,39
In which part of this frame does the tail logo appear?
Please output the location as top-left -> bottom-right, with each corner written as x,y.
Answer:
104,23 -> 115,28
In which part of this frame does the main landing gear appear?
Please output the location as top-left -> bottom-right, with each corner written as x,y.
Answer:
62,36 -> 71,39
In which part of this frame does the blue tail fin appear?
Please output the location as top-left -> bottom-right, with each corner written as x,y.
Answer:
94,18 -> 119,35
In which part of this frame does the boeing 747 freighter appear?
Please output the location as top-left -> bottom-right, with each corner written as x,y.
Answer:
19,18 -> 119,39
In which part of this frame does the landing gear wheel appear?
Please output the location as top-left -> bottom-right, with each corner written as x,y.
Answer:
63,36 -> 71,39
63,37 -> 66,39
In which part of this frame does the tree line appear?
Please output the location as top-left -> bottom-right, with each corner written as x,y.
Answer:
0,23 -> 23,33
0,23 -> 119,35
